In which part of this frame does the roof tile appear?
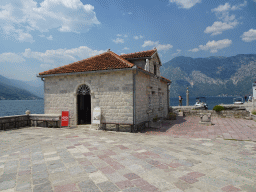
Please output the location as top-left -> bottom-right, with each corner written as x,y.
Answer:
120,49 -> 156,59
39,51 -> 134,76
38,49 -> 170,83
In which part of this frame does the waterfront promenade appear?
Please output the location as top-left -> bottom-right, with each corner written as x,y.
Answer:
0,116 -> 256,192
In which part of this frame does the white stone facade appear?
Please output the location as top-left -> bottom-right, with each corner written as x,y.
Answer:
135,71 -> 168,125
44,69 -> 169,127
41,49 -> 170,128
44,70 -> 134,126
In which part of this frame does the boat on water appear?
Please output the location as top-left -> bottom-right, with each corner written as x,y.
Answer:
233,97 -> 243,105
195,97 -> 208,109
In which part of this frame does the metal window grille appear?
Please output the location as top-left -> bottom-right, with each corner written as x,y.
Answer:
159,94 -> 162,107
77,84 -> 90,95
148,94 -> 152,108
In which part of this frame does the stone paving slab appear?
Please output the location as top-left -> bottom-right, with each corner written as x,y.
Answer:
144,116 -> 256,142
0,116 -> 256,191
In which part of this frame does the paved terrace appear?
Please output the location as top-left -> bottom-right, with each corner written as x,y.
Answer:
0,116 -> 256,192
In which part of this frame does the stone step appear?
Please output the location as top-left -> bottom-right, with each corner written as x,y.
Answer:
77,125 -> 91,129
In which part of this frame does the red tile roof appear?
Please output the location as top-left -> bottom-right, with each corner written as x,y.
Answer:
38,49 -> 171,83
120,49 -> 157,59
39,51 -> 134,76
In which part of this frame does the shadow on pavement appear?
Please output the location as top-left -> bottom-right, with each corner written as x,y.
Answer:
139,116 -> 187,133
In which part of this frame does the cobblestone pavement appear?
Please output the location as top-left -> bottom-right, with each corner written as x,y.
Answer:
145,116 -> 256,142
0,116 -> 256,192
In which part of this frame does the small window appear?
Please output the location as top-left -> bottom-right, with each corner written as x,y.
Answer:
148,94 -> 152,108
154,65 -> 157,75
159,94 -> 162,107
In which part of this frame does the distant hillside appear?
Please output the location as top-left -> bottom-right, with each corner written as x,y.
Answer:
0,82 -> 42,100
0,75 -> 44,99
161,54 -> 256,97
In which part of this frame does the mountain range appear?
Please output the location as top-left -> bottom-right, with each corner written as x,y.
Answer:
1,53 -> 256,100
0,75 -> 43,100
161,54 -> 256,98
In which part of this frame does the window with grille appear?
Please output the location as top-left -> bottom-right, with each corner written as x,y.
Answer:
148,94 -> 152,108
159,93 -> 162,107
154,65 -> 157,75
77,84 -> 90,95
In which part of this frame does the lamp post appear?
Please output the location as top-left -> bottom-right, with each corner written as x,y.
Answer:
186,87 -> 189,106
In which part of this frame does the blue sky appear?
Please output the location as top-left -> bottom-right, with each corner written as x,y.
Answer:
0,0 -> 256,81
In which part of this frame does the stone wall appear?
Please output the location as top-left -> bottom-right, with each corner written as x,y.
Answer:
0,114 -> 61,130
129,59 -> 146,69
135,71 -> 168,124
149,53 -> 161,77
171,107 -> 250,118
0,115 -> 30,130
44,70 -> 134,126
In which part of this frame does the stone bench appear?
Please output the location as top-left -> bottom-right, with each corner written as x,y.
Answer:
29,114 -> 61,128
101,121 -> 149,133
199,113 -> 212,126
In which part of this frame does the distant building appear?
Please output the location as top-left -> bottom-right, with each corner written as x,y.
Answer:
38,49 -> 171,129
253,82 -> 256,99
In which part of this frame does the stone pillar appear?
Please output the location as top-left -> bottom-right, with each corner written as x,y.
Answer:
253,98 -> 255,111
186,87 -> 189,106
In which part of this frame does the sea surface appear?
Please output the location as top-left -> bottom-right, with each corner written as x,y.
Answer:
0,97 -> 237,117
0,100 -> 44,117
170,96 -> 237,110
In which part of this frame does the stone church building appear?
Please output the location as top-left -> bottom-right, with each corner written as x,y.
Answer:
38,48 -> 171,130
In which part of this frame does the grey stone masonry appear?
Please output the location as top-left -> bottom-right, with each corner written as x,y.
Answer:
44,70 -> 134,126
135,71 -> 168,125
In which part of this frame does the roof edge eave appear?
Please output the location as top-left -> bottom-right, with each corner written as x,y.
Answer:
37,67 -> 136,78
124,57 -> 152,60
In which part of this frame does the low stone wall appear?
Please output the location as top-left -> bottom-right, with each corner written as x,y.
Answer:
170,107 -> 250,118
0,114 -> 61,130
0,115 -> 30,130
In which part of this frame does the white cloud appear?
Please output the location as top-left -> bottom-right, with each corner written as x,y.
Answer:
0,52 -> 25,63
172,49 -> 182,57
0,45 -> 106,81
117,34 -> 128,38
23,46 -> 106,64
212,1 -> 247,13
113,38 -> 124,44
188,48 -> 199,52
169,0 -> 201,9
40,64 -> 52,69
156,44 -> 173,51
189,39 -> 232,53
231,1 -> 247,10
205,1 -> 247,36
241,29 -> 256,42
204,21 -> 238,36
142,40 -> 173,51
0,0 -> 100,42
123,12 -> 132,15
46,35 -> 53,40
142,40 -> 158,47
133,35 -> 144,40
16,30 -> 35,43
123,47 -> 129,50
212,2 -> 231,13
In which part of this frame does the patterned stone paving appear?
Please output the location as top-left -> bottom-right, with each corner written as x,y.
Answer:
0,116 -> 255,191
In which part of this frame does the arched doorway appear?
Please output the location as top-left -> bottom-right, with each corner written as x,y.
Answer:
77,84 -> 91,124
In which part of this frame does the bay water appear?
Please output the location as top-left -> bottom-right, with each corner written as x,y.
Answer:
0,97 -> 237,117
0,100 -> 44,117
